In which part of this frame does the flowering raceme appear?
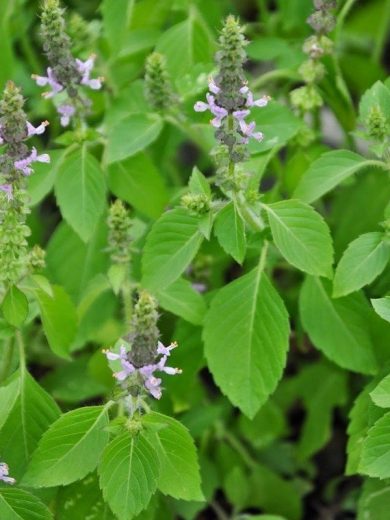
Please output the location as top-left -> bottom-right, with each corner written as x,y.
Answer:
32,0 -> 102,126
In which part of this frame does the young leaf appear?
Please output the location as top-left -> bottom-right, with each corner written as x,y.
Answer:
294,150 -> 387,203
143,412 -> 204,501
204,259 -> 290,418
371,296 -> 390,323
23,406 -> 110,488
189,167 -> 211,197
360,411 -> 390,479
214,202 -> 246,264
1,285 -> 28,328
98,432 -> 160,519
142,209 -> 203,292
370,374 -> 390,408
106,114 -> 163,164
300,277 -> 377,374
108,152 -> 168,219
33,285 -> 78,359
0,488 -> 53,520
333,232 -> 390,297
264,200 -> 334,277
0,370 -> 60,478
157,277 -> 207,325
55,146 -> 107,243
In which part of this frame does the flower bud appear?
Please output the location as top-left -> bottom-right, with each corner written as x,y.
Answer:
107,200 -> 132,265
181,193 -> 211,215
144,53 -> 175,112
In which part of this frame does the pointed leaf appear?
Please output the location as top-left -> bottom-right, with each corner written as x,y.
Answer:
333,232 -> 390,297
143,412 -> 203,501
55,146 -> 107,242
360,411 -> 390,478
98,432 -> 160,519
204,262 -> 290,418
23,406 -> 110,487
300,276 -> 377,374
370,374 -> 390,408
264,199 -> 334,277
214,202 -> 246,264
0,488 -> 53,520
142,209 -> 203,292
2,286 -> 28,328
157,277 -> 206,325
371,296 -> 390,323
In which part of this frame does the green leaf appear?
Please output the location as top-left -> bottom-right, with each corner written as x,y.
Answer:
300,277 -> 377,374
98,432 -> 160,519
333,232 -> 390,297
2,286 -> 28,328
34,285 -> 78,359
358,479 -> 390,520
142,209 -> 203,292
359,81 -> 390,125
370,374 -> 390,408
0,488 -> 53,520
360,411 -> 390,478
157,277 -> 206,325
371,296 -> 390,323
108,152 -> 168,219
204,260 -> 290,418
264,199 -> 334,277
55,146 -> 106,243
101,0 -> 132,54
28,149 -> 66,207
143,412 -> 203,501
294,150 -> 386,203
188,167 -> 211,197
23,406 -> 109,487
156,12 -> 214,80
0,370 -> 60,478
106,114 -> 163,164
214,202 -> 246,264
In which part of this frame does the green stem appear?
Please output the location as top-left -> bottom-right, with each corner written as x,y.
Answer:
0,337 -> 14,383
223,429 -> 256,470
251,69 -> 300,90
211,500 -> 230,520
16,330 -> 25,370
121,279 -> 133,328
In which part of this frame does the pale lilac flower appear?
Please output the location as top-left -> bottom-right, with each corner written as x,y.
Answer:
0,125 -> 3,145
246,92 -> 270,108
0,462 -> 15,485
26,120 -> 49,137
14,147 -> 50,176
57,104 -> 76,127
194,93 -> 228,128
239,120 -> 264,141
233,109 -> 250,122
32,67 -> 63,98
0,184 -> 13,201
76,55 -> 102,90
144,376 -> 162,399
156,340 -> 177,356
208,78 -> 221,94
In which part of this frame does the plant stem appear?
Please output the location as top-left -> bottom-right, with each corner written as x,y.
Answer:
251,69 -> 300,90
16,330 -> 26,370
223,429 -> 256,470
121,279 -> 133,328
0,337 -> 14,383
211,500 -> 230,520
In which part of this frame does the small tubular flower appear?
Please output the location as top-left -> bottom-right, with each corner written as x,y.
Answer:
0,462 -> 15,485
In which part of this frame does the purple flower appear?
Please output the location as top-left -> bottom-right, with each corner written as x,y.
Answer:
14,147 -> 50,176
76,55 -> 103,90
208,78 -> 220,94
233,109 -> 250,122
246,92 -> 270,108
156,340 -> 177,356
0,125 -> 3,145
0,462 -> 15,485
32,67 -> 63,98
57,104 -> 76,127
144,376 -> 162,399
0,184 -> 13,201
194,93 -> 228,128
239,120 -> 264,142
26,120 -> 49,137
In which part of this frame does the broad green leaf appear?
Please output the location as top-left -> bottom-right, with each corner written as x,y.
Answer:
214,202 -> 246,264
370,374 -> 390,408
0,370 -> 60,478
34,285 -> 78,359
142,209 -> 203,292
2,286 -> 28,328
294,150 -> 387,203
99,432 -> 160,519
157,277 -> 206,325
101,0 -> 132,54
264,200 -> 334,277
156,12 -> 214,80
248,101 -> 301,154
204,261 -> 290,418
371,296 -> 390,323
143,412 -> 203,501
28,149 -> 66,206
188,167 -> 211,197
23,406 -> 109,487
238,400 -> 286,450
358,479 -> 390,520
333,232 -> 390,297
360,411 -> 390,478
106,114 -> 163,164
346,380 -> 384,475
108,152 -> 168,219
0,488 -> 52,520
56,473 -> 115,520
55,146 -> 106,243
46,221 -> 109,302
300,277 -> 377,374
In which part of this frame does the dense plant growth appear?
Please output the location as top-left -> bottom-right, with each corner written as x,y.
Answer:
0,0 -> 390,519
